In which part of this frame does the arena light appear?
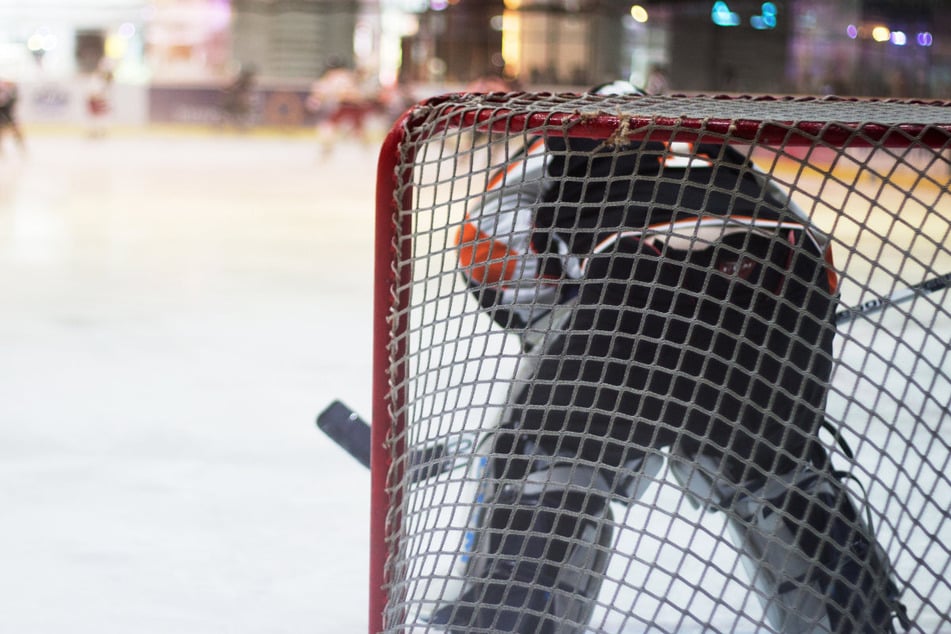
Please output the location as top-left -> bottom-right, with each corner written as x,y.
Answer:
751,2 -> 777,30
711,1 -> 740,27
871,25 -> 891,42
630,5 -> 648,23
26,28 -> 58,53
890,30 -> 907,46
917,32 -> 933,46
501,10 -> 521,78
846,24 -> 858,39
26,34 -> 44,52
105,34 -> 127,59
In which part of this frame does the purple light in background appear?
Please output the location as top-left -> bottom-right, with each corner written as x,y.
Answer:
917,32 -> 933,46
846,24 -> 858,39
210,0 -> 232,30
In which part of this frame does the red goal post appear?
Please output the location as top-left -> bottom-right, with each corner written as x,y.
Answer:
370,92 -> 951,633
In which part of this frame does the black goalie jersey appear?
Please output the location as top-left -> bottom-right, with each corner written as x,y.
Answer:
456,134 -> 840,473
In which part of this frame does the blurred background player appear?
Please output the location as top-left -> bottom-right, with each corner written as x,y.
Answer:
428,81 -> 910,634
645,64 -> 671,95
306,62 -> 379,157
219,65 -> 257,130
0,77 -> 26,155
86,66 -> 114,138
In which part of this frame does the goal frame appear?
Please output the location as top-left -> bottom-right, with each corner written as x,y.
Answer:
369,92 -> 951,634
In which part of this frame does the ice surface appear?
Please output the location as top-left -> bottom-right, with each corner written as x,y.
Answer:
0,129 -> 375,633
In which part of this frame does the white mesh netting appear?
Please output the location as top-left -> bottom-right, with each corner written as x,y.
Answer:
373,93 -> 950,633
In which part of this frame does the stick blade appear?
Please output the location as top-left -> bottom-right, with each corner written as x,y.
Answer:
316,400 -> 372,469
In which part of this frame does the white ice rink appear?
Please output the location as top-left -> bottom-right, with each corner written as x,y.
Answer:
1,129 -> 376,633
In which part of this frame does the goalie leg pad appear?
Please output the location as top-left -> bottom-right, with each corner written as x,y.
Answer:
670,453 -> 907,633
431,447 -> 662,633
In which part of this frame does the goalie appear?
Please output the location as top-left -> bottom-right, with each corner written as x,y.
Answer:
428,82 -> 909,633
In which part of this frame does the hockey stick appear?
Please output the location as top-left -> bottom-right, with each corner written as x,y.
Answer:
317,400 -> 487,482
316,400 -> 372,469
319,272 -> 950,478
833,270 -> 950,325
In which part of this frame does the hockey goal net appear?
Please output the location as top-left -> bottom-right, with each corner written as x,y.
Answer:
370,92 -> 951,633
